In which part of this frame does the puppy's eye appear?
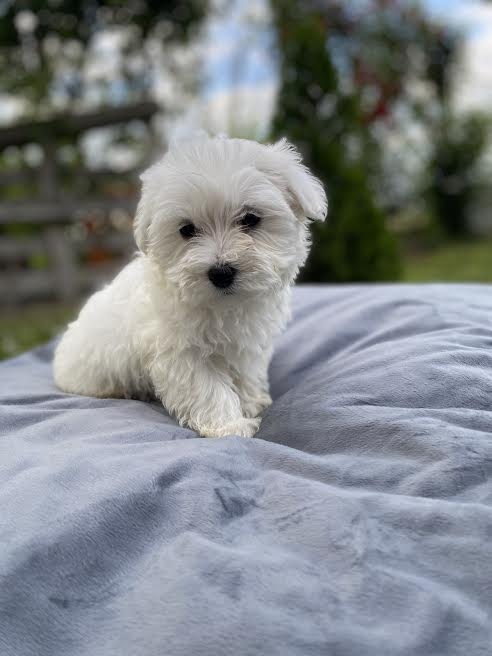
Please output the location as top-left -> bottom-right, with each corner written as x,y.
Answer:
239,212 -> 261,231
179,223 -> 196,239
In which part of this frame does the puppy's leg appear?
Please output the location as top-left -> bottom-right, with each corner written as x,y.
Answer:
150,353 -> 260,438
234,347 -> 273,419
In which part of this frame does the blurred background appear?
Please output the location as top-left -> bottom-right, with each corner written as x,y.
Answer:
1,0 -> 492,359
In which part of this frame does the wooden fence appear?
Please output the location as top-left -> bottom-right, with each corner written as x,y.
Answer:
0,208 -> 136,304
0,102 -> 157,306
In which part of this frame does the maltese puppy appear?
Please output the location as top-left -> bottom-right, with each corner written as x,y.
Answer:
54,135 -> 327,437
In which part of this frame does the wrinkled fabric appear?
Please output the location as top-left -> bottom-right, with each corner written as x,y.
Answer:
1,284 -> 492,656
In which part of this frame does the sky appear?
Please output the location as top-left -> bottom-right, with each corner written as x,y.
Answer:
195,0 -> 277,137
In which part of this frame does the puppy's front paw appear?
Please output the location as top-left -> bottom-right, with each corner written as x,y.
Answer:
198,417 -> 261,439
241,392 -> 272,418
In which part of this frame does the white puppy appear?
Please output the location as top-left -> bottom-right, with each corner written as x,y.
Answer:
54,135 -> 327,437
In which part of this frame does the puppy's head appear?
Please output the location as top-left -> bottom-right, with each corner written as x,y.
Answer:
134,135 -> 327,304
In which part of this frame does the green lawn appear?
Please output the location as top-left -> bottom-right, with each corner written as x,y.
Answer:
0,303 -> 76,360
1,238 -> 491,361
403,238 -> 492,283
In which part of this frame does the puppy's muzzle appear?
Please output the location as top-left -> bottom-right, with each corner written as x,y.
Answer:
208,265 -> 237,289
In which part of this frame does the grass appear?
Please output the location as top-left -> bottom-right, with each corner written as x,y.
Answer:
0,303 -> 76,361
403,238 -> 492,283
1,238 -> 491,361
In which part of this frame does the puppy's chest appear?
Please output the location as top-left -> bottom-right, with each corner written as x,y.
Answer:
194,313 -> 266,356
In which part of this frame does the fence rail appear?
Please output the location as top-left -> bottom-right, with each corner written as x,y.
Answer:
0,101 -> 158,148
0,198 -> 137,224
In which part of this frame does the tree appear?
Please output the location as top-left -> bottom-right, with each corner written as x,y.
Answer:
427,112 -> 489,238
0,1 -> 206,117
270,0 -> 460,281
271,1 -> 400,282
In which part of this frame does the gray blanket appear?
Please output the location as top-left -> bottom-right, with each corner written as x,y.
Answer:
1,285 -> 492,656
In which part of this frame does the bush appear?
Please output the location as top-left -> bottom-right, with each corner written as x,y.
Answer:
427,113 -> 489,238
301,164 -> 401,282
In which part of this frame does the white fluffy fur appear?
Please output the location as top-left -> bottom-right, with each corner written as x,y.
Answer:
54,135 -> 327,438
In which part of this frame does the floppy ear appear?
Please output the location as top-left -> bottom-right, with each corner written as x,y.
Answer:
259,138 -> 328,221
133,171 -> 153,253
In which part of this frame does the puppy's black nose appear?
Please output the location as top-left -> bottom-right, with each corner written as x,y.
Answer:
208,265 -> 237,289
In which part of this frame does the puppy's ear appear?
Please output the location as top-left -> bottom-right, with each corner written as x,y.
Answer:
259,138 -> 328,222
133,171 -> 152,253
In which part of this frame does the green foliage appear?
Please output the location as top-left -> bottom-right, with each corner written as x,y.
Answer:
0,1 -> 206,115
302,164 -> 401,282
426,112 -> 489,238
271,2 -> 401,282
